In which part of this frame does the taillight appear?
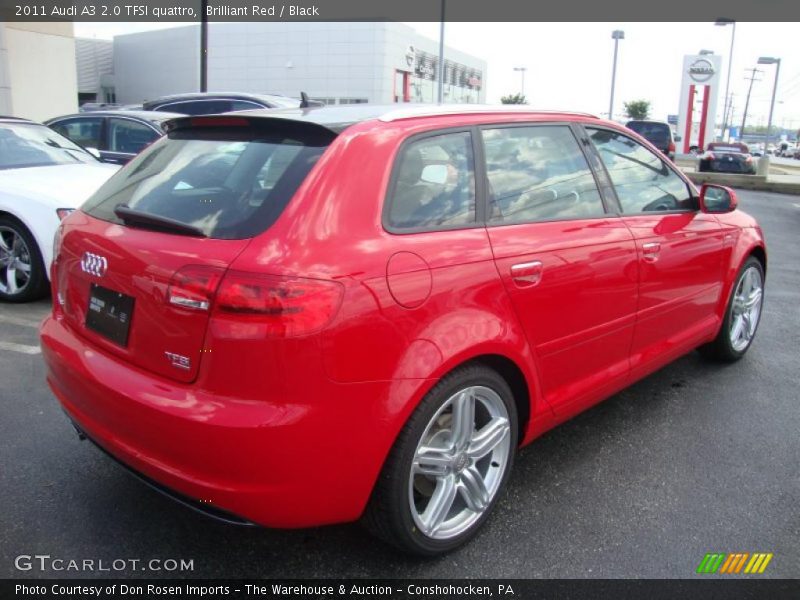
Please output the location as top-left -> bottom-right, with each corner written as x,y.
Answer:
745,155 -> 753,163
668,141 -> 676,153
704,152 -> 716,160
214,271 -> 344,338
167,265 -> 225,311
52,224 -> 64,263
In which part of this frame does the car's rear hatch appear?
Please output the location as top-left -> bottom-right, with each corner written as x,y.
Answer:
53,115 -> 336,383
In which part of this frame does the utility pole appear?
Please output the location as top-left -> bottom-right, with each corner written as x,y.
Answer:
200,0 -> 208,92
740,68 -> 762,136
437,0 -> 446,104
722,93 -> 735,138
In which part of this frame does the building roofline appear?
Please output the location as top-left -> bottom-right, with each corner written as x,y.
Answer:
378,104 -> 599,123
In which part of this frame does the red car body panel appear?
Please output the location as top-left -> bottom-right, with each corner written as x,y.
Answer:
41,109 -> 766,528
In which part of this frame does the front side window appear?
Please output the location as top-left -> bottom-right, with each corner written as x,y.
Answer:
588,128 -> 693,213
50,117 -> 103,149
108,118 -> 160,154
482,125 -> 605,223
387,131 -> 476,230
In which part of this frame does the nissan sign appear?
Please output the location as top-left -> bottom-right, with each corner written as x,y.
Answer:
688,58 -> 716,83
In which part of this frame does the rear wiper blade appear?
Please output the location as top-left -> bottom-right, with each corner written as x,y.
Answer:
113,205 -> 207,238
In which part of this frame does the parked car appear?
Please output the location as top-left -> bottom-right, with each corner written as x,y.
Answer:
46,110 -> 184,165
773,141 -> 800,158
698,142 -> 756,174
79,102 -> 123,113
0,117 -> 117,302
142,92 -> 302,115
41,105 -> 766,555
625,119 -> 676,160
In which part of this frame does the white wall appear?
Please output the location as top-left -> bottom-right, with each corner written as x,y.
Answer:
2,23 -> 78,121
114,25 -> 199,105
0,24 -> 13,116
113,22 -> 487,106
207,22 -> 386,102
76,38 -> 114,98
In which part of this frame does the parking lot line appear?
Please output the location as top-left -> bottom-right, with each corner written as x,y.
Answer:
0,313 -> 42,329
0,340 -> 41,355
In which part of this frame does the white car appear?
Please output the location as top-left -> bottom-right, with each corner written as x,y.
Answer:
0,117 -> 118,302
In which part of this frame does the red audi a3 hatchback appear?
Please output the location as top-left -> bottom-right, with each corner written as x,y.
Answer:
41,105 -> 766,555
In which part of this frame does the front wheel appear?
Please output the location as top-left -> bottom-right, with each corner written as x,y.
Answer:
363,365 -> 518,555
699,256 -> 764,361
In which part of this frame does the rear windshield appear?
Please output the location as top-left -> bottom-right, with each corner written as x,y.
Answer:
626,122 -> 670,145
82,124 -> 334,239
707,143 -> 748,153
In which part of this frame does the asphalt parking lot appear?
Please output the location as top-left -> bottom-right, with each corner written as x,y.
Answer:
1,189 -> 798,579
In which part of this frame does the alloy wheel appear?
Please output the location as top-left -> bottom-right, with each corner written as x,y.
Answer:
0,226 -> 32,296
408,385 -> 512,540
729,265 -> 763,352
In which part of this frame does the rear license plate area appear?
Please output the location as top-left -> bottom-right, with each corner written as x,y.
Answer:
85,284 -> 135,347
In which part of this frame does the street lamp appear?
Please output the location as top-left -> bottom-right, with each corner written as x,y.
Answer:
513,67 -> 527,98
609,30 -> 624,122
715,19 -> 736,140
758,56 -> 781,153
437,0 -> 446,104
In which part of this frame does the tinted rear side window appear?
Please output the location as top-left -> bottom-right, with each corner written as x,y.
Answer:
627,122 -> 670,146
482,125 -> 605,223
387,131 -> 476,231
158,100 -> 233,115
83,124 -> 334,239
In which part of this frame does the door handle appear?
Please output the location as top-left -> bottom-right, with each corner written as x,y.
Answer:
642,242 -> 661,263
510,261 -> 543,288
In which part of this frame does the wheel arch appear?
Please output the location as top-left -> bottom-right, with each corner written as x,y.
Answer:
748,244 -> 767,277
463,354 -> 531,445
0,206 -> 53,278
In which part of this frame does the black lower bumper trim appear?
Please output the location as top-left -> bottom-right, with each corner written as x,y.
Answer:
67,416 -> 257,527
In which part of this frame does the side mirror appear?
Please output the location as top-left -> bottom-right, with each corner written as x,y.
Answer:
85,147 -> 102,160
699,184 -> 738,213
675,135 -> 682,142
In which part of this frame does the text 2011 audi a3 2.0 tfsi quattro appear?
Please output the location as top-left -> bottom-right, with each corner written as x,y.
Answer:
41,105 -> 766,555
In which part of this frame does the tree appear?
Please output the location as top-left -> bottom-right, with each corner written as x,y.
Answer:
624,99 -> 650,120
500,93 -> 527,105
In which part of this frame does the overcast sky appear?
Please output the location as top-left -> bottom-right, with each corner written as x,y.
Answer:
74,21 -> 800,129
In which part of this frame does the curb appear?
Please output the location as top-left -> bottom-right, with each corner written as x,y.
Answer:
682,171 -> 800,195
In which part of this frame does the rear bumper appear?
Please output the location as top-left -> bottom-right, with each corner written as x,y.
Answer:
40,315 -> 400,528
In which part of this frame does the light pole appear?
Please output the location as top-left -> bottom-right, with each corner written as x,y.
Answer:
609,30 -> 624,122
200,0 -> 208,92
758,56 -> 781,153
715,19 -> 736,140
513,67 -> 527,98
437,0 -> 446,104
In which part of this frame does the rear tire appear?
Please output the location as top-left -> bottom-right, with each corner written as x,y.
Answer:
699,256 -> 764,362
362,364 -> 518,556
0,216 -> 48,303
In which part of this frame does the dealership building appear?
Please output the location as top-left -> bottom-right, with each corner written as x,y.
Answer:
0,22 -> 78,121
111,22 -> 487,106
